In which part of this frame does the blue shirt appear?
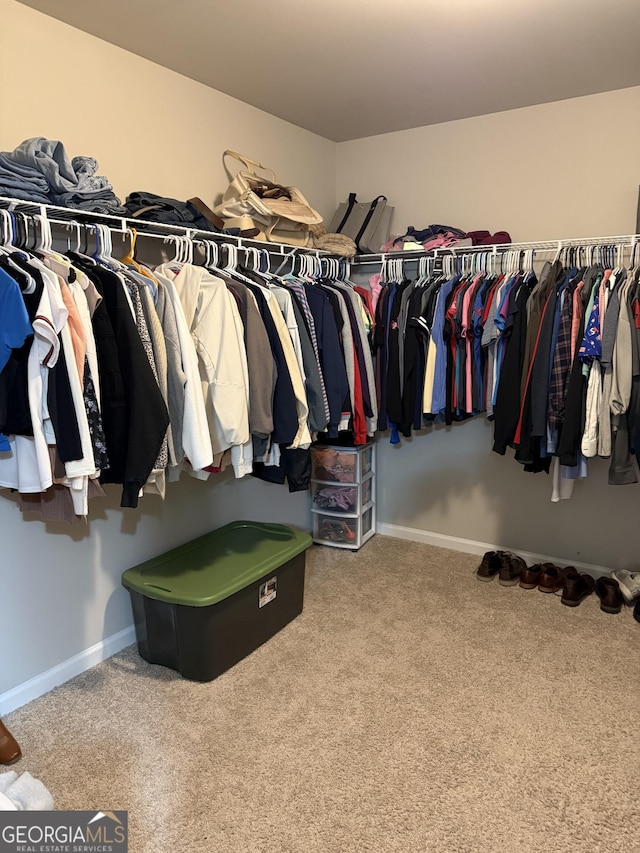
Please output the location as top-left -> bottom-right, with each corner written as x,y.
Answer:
430,275 -> 460,415
0,266 -> 32,450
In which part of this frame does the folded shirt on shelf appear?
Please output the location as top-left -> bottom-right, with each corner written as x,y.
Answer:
0,137 -> 126,214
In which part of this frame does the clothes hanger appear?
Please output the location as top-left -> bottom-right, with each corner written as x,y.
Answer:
13,211 -> 33,253
380,256 -> 388,284
162,234 -> 187,268
92,223 -> 118,267
65,219 -> 99,265
65,221 -> 81,255
0,210 -> 39,293
214,240 -> 272,287
33,213 -> 53,254
119,227 -> 146,273
219,241 -> 261,287
0,209 -> 16,251
242,245 -> 277,284
300,253 -> 318,283
273,248 -> 297,278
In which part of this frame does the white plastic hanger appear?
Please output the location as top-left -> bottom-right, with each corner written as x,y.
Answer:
65,221 -> 82,254
0,209 -> 16,251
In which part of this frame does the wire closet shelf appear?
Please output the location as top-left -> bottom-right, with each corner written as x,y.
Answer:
0,196 -> 330,260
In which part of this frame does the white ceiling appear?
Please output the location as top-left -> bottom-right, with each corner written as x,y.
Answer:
17,0 -> 640,142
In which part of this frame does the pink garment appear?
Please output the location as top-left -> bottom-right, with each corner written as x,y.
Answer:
598,270 -> 612,328
381,232 -> 464,253
421,233 -> 463,252
354,286 -> 374,323
369,273 -> 383,316
462,275 -> 482,414
58,277 -> 86,381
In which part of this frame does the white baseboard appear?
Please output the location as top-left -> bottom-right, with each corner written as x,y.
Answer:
376,522 -> 612,577
0,626 -> 136,716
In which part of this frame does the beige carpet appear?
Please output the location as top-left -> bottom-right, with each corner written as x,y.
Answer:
4,536 -> 640,853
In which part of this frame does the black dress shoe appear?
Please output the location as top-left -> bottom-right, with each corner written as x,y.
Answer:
476,550 -> 502,582
498,553 -> 527,586
0,720 -> 21,765
561,570 -> 595,607
595,577 -> 623,614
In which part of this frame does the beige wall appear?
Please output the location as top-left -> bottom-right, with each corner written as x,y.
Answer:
0,0 -> 318,709
0,0 -> 336,220
339,89 -> 640,568
337,87 -> 640,242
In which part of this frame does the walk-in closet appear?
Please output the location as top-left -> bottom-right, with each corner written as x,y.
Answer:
1,1 -> 639,851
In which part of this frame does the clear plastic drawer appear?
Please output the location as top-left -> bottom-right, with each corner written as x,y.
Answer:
312,504 -> 375,550
310,444 -> 374,484
311,477 -> 372,515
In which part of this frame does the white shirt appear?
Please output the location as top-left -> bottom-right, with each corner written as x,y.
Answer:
156,264 -> 251,474
153,270 -> 214,475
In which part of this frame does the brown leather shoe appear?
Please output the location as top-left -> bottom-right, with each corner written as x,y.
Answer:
519,563 -> 544,589
561,570 -> 595,607
538,564 -> 566,593
595,577 -> 623,614
476,550 -> 502,582
0,719 -> 21,765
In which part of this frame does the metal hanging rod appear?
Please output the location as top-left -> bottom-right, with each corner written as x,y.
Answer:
0,196 -> 328,258
354,233 -> 640,264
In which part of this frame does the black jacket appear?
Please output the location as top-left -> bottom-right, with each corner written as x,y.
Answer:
70,256 -> 169,507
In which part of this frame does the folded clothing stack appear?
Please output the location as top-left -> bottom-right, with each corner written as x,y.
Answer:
0,770 -> 54,811
0,153 -> 51,204
0,137 -> 125,214
465,229 -> 512,246
124,191 -> 222,232
384,224 -> 511,252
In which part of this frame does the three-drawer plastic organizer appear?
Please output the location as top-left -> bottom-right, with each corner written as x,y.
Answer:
310,443 -> 376,550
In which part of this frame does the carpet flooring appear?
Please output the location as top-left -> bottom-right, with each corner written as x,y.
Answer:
4,536 -> 640,852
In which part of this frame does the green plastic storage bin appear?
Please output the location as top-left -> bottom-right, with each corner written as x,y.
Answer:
122,521 -> 311,681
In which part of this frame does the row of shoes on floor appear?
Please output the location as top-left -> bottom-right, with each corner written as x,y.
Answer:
476,550 -> 640,618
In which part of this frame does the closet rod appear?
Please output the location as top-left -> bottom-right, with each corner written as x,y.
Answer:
354,232 -> 640,263
0,196 -> 328,258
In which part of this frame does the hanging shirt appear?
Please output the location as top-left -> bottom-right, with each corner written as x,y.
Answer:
0,262 -> 69,494
153,271 -> 213,475
0,267 -> 32,450
71,256 -> 170,507
156,263 -> 251,475
429,275 -> 460,415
